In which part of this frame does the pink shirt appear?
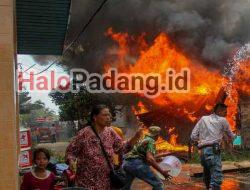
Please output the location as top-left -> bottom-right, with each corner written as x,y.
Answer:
65,126 -> 124,190
21,170 -> 55,190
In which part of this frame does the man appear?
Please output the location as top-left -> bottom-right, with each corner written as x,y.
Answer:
50,124 -> 57,143
122,126 -> 171,190
191,103 -> 235,190
35,127 -> 40,144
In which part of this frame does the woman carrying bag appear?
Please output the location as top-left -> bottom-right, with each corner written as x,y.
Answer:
65,105 -> 143,190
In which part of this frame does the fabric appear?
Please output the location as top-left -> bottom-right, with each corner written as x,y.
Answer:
65,126 -> 124,190
112,126 -> 125,139
148,126 -> 161,137
233,135 -> 242,146
124,135 -> 156,160
111,126 -> 125,166
122,159 -> 164,190
50,127 -> 56,135
63,169 -> 75,187
51,134 -> 56,143
200,146 -> 223,189
191,113 -> 235,147
20,170 -> 55,190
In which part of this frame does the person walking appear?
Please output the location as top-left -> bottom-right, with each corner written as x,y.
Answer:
122,126 -> 171,190
65,105 -> 142,190
50,124 -> 57,143
191,103 -> 236,190
35,127 -> 40,144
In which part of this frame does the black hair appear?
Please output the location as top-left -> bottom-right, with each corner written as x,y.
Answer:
90,104 -> 109,122
214,103 -> 227,112
33,148 -> 50,162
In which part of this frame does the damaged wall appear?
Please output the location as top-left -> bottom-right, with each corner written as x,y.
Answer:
240,95 -> 250,149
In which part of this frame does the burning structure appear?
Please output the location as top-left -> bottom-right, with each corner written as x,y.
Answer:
34,1 -> 250,152
239,95 -> 250,149
104,29 -> 249,151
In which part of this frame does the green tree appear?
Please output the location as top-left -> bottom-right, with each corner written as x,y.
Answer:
19,91 -> 45,114
19,91 -> 58,126
49,86 -> 150,126
49,87 -> 122,124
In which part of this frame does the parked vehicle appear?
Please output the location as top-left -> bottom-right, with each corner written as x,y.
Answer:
31,121 -> 53,143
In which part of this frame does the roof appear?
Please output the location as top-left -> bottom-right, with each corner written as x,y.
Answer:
16,0 -> 71,55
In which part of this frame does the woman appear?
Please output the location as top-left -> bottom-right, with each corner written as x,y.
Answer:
65,105 -> 142,190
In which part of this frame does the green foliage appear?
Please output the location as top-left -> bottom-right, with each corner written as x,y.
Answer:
221,150 -> 250,162
49,87 -> 120,122
189,151 -> 200,163
190,150 -> 250,163
19,91 -> 58,126
44,149 -> 65,163
19,91 -> 45,114
54,153 -> 65,163
49,83 -> 157,124
19,91 -> 31,105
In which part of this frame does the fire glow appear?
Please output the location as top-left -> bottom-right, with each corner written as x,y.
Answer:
105,28 -> 250,152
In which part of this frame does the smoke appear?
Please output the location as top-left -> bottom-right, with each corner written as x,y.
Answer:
202,37 -> 238,63
32,55 -> 60,66
59,0 -> 249,71
33,0 -> 250,71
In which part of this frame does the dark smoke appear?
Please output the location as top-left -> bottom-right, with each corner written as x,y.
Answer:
32,55 -> 60,65
33,0 -> 250,71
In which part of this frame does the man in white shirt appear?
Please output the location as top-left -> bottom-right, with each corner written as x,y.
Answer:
191,103 -> 235,190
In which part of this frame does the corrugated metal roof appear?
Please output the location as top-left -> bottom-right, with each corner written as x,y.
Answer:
16,0 -> 71,55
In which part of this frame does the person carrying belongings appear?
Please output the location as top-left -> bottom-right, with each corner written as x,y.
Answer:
122,125 -> 172,190
191,103 -> 236,190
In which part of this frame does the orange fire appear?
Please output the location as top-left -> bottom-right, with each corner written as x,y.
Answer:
156,136 -> 188,152
141,128 -> 188,152
104,28 -> 250,146
131,101 -> 148,115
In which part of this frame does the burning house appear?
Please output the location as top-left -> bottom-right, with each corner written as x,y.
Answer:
239,95 -> 250,149
103,29 -> 248,151
32,0 -> 250,153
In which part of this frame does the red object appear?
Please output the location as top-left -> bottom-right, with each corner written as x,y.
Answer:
54,184 -> 65,190
21,171 -> 55,190
19,148 -> 32,168
36,117 -> 46,122
63,169 -> 75,186
38,127 -> 52,143
20,128 -> 31,148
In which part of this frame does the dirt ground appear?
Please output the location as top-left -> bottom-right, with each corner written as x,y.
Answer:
132,171 -> 250,190
37,142 -> 250,190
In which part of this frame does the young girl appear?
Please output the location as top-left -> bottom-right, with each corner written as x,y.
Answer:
21,148 -> 55,190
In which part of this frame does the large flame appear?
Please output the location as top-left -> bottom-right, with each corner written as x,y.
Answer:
105,28 -> 250,150
141,128 -> 188,152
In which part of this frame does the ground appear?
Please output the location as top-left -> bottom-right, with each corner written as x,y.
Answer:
37,142 -> 250,190
132,170 -> 250,190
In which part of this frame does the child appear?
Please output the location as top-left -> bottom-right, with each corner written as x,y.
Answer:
21,148 -> 55,190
